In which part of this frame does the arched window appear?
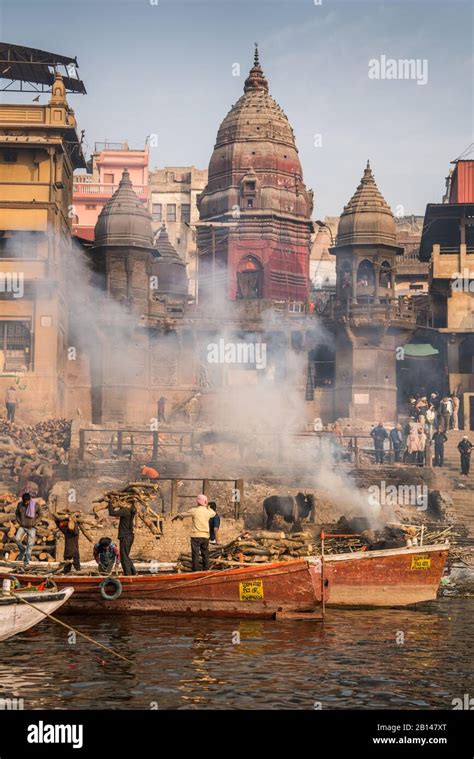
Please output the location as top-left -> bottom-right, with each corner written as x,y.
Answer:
356,259 -> 375,296
339,260 -> 352,300
380,260 -> 392,288
237,255 -> 263,299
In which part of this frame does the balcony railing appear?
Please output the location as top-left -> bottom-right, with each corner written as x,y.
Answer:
73,182 -> 147,199
326,295 -> 418,324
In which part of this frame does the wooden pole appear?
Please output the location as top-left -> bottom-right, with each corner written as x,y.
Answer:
170,479 -> 179,515
234,479 -> 243,520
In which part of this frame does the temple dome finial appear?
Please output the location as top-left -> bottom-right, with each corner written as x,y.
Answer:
244,44 -> 268,93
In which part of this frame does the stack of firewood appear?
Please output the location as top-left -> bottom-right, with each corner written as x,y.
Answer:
0,493 -> 58,562
177,530 -> 316,571
0,418 -> 71,490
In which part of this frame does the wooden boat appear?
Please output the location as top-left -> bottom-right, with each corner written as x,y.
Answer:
0,559 -> 331,619
324,543 -> 449,607
0,587 -> 74,641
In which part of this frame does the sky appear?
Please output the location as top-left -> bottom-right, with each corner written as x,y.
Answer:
0,0 -> 473,218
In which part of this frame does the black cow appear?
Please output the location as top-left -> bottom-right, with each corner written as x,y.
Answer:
263,492 -> 315,531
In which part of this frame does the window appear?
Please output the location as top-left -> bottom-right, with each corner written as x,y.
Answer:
0,321 -> 31,372
3,151 -> 17,163
245,181 -> 256,192
103,173 -> 114,184
167,204 -> 176,222
0,231 -> 40,258
152,203 -> 162,222
247,198 -> 254,208
181,204 -> 190,223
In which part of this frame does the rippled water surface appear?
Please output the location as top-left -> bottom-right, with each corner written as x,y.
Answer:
0,599 -> 472,710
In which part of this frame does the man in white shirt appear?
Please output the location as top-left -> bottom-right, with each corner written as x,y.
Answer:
172,494 -> 216,571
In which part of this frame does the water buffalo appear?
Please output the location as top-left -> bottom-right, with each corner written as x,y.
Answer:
263,492 -> 315,531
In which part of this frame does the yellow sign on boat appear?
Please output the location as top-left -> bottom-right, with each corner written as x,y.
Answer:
411,555 -> 431,570
239,579 -> 264,601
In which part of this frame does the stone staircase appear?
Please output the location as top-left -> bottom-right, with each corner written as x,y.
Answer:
430,429 -> 474,537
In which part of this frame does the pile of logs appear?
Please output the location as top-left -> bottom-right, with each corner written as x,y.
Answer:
0,493 -> 57,562
0,418 -> 71,491
93,482 -> 163,537
177,530 -> 315,571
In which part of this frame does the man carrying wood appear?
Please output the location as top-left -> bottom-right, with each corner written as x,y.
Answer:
107,500 -> 137,576
172,494 -> 216,571
14,492 -> 41,568
54,515 -> 81,574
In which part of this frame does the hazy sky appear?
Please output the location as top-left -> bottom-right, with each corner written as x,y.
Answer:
1,0 -> 473,217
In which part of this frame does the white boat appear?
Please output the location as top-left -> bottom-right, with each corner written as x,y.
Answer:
0,587 -> 74,641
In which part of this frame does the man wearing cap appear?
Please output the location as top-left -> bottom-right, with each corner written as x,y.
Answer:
172,494 -> 216,571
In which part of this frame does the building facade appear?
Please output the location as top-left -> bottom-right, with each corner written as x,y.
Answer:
73,142 -> 148,241
148,166 -> 207,298
0,73 -> 85,420
419,160 -> 474,429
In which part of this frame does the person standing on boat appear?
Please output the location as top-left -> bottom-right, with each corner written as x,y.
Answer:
14,492 -> 41,568
93,537 -> 119,574
172,494 -> 216,571
107,501 -> 137,576
54,515 -> 81,574
370,422 -> 388,464
208,501 -> 221,545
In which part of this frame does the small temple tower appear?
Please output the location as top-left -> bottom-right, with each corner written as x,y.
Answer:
197,46 -> 313,303
93,168 -> 155,314
331,162 -> 417,422
152,223 -> 188,299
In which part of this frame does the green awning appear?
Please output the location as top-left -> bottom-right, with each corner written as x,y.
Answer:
403,344 -> 439,357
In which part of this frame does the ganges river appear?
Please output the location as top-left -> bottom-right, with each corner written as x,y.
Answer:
0,598 -> 472,710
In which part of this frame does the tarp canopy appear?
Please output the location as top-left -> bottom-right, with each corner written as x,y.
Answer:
403,343 -> 439,358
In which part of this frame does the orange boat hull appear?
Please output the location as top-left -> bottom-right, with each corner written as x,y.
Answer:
1,559 -> 331,619
325,544 -> 449,607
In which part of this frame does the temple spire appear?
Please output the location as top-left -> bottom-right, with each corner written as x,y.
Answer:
244,44 -> 268,94
254,42 -> 259,66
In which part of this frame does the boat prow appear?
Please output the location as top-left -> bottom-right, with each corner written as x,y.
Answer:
0,587 -> 74,641
324,543 -> 449,607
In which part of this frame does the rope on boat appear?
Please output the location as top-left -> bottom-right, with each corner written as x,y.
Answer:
12,592 -> 133,664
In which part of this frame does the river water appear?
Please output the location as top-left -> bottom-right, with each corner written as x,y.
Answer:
0,599 -> 472,710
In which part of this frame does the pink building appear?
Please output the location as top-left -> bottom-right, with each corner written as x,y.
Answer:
73,141 -> 148,240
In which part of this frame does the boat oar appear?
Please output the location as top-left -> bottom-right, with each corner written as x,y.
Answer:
12,592 -> 133,664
